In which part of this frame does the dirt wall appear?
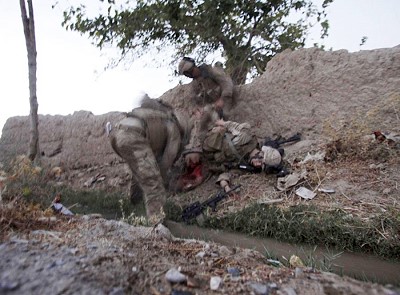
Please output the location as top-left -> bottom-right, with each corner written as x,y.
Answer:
1,46 -> 399,170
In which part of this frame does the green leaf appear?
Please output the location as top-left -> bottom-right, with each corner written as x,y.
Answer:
62,0 -> 335,84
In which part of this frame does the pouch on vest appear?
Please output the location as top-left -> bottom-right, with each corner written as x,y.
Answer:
203,131 -> 225,162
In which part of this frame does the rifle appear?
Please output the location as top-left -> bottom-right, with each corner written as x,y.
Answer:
181,184 -> 242,222
263,133 -> 301,149
224,163 -> 262,173
237,163 -> 262,173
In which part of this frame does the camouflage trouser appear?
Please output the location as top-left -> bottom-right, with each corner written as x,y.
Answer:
110,121 -> 166,224
129,178 -> 143,205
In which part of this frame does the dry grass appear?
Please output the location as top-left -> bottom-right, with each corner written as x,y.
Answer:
0,155 -> 137,242
0,198 -> 63,241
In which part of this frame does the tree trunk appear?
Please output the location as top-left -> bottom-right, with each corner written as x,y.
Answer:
20,0 -> 40,163
230,66 -> 248,85
224,45 -> 252,85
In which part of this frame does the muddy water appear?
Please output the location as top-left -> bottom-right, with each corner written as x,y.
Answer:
166,221 -> 400,285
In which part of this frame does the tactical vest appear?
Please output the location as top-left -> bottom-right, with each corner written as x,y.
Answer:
202,130 -> 258,165
192,64 -> 222,106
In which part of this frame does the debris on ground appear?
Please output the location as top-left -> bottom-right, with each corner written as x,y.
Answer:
50,193 -> 74,216
0,213 -> 396,295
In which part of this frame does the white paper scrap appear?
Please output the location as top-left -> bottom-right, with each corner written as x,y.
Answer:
295,187 -> 316,200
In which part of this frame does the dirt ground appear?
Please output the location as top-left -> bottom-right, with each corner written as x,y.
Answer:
1,137 -> 400,295
170,136 -> 400,224
0,212 -> 397,295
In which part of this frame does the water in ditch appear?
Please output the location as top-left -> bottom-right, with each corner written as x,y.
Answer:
165,221 -> 400,285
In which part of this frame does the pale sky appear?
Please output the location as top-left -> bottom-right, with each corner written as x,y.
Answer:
1,0 -> 400,136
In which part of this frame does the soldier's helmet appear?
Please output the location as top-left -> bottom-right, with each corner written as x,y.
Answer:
261,146 -> 282,167
178,57 -> 196,75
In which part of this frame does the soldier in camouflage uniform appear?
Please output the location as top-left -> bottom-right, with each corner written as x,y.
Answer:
108,98 -> 283,222
108,101 -> 192,225
178,57 -> 234,118
177,57 -> 235,173
109,58 -> 235,223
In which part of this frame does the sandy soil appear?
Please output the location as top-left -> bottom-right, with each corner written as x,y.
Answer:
0,214 -> 397,295
1,137 -> 399,295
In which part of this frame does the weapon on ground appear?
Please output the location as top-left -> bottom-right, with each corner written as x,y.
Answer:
181,184 -> 242,222
223,163 -> 262,173
237,163 -> 262,173
263,133 -> 301,149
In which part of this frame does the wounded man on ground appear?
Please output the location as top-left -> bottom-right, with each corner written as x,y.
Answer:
177,118 -> 294,193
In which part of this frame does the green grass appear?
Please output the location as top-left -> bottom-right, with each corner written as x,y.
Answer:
6,170 -> 400,261
165,201 -> 400,261
5,178 -> 144,220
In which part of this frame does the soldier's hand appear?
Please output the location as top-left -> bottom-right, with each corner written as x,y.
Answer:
215,119 -> 225,127
192,108 -> 204,119
214,97 -> 224,110
225,185 -> 240,199
185,152 -> 201,167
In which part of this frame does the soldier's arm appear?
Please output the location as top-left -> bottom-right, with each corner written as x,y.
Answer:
222,121 -> 251,134
216,173 -> 232,192
209,67 -> 234,103
159,120 -> 182,180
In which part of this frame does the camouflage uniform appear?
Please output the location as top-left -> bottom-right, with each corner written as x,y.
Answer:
203,121 -> 257,162
178,59 -> 234,152
109,106 -> 190,225
191,64 -> 234,113
202,121 -> 259,184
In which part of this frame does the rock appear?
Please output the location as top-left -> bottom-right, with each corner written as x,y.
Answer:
295,267 -> 304,278
165,268 -> 187,283
0,281 -> 19,292
80,214 -> 103,221
37,217 -> 57,223
248,282 -> 269,295
195,251 -> 206,259
153,224 -> 173,241
219,245 -> 232,256
210,276 -> 222,290
383,188 -> 391,194
227,267 -> 240,277
278,287 -> 297,295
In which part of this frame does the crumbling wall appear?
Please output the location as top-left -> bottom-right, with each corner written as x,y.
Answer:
1,46 -> 399,170
0,111 -> 125,169
161,46 -> 400,139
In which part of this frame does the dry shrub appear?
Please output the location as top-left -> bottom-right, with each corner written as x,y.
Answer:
2,154 -> 136,221
365,93 -> 400,132
0,156 -> 59,240
0,198 -> 59,241
323,93 -> 400,162
299,161 -> 330,188
3,155 -> 67,202
9,155 -> 43,181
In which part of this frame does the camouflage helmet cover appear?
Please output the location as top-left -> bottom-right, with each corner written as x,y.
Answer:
178,57 -> 195,75
261,146 -> 282,167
